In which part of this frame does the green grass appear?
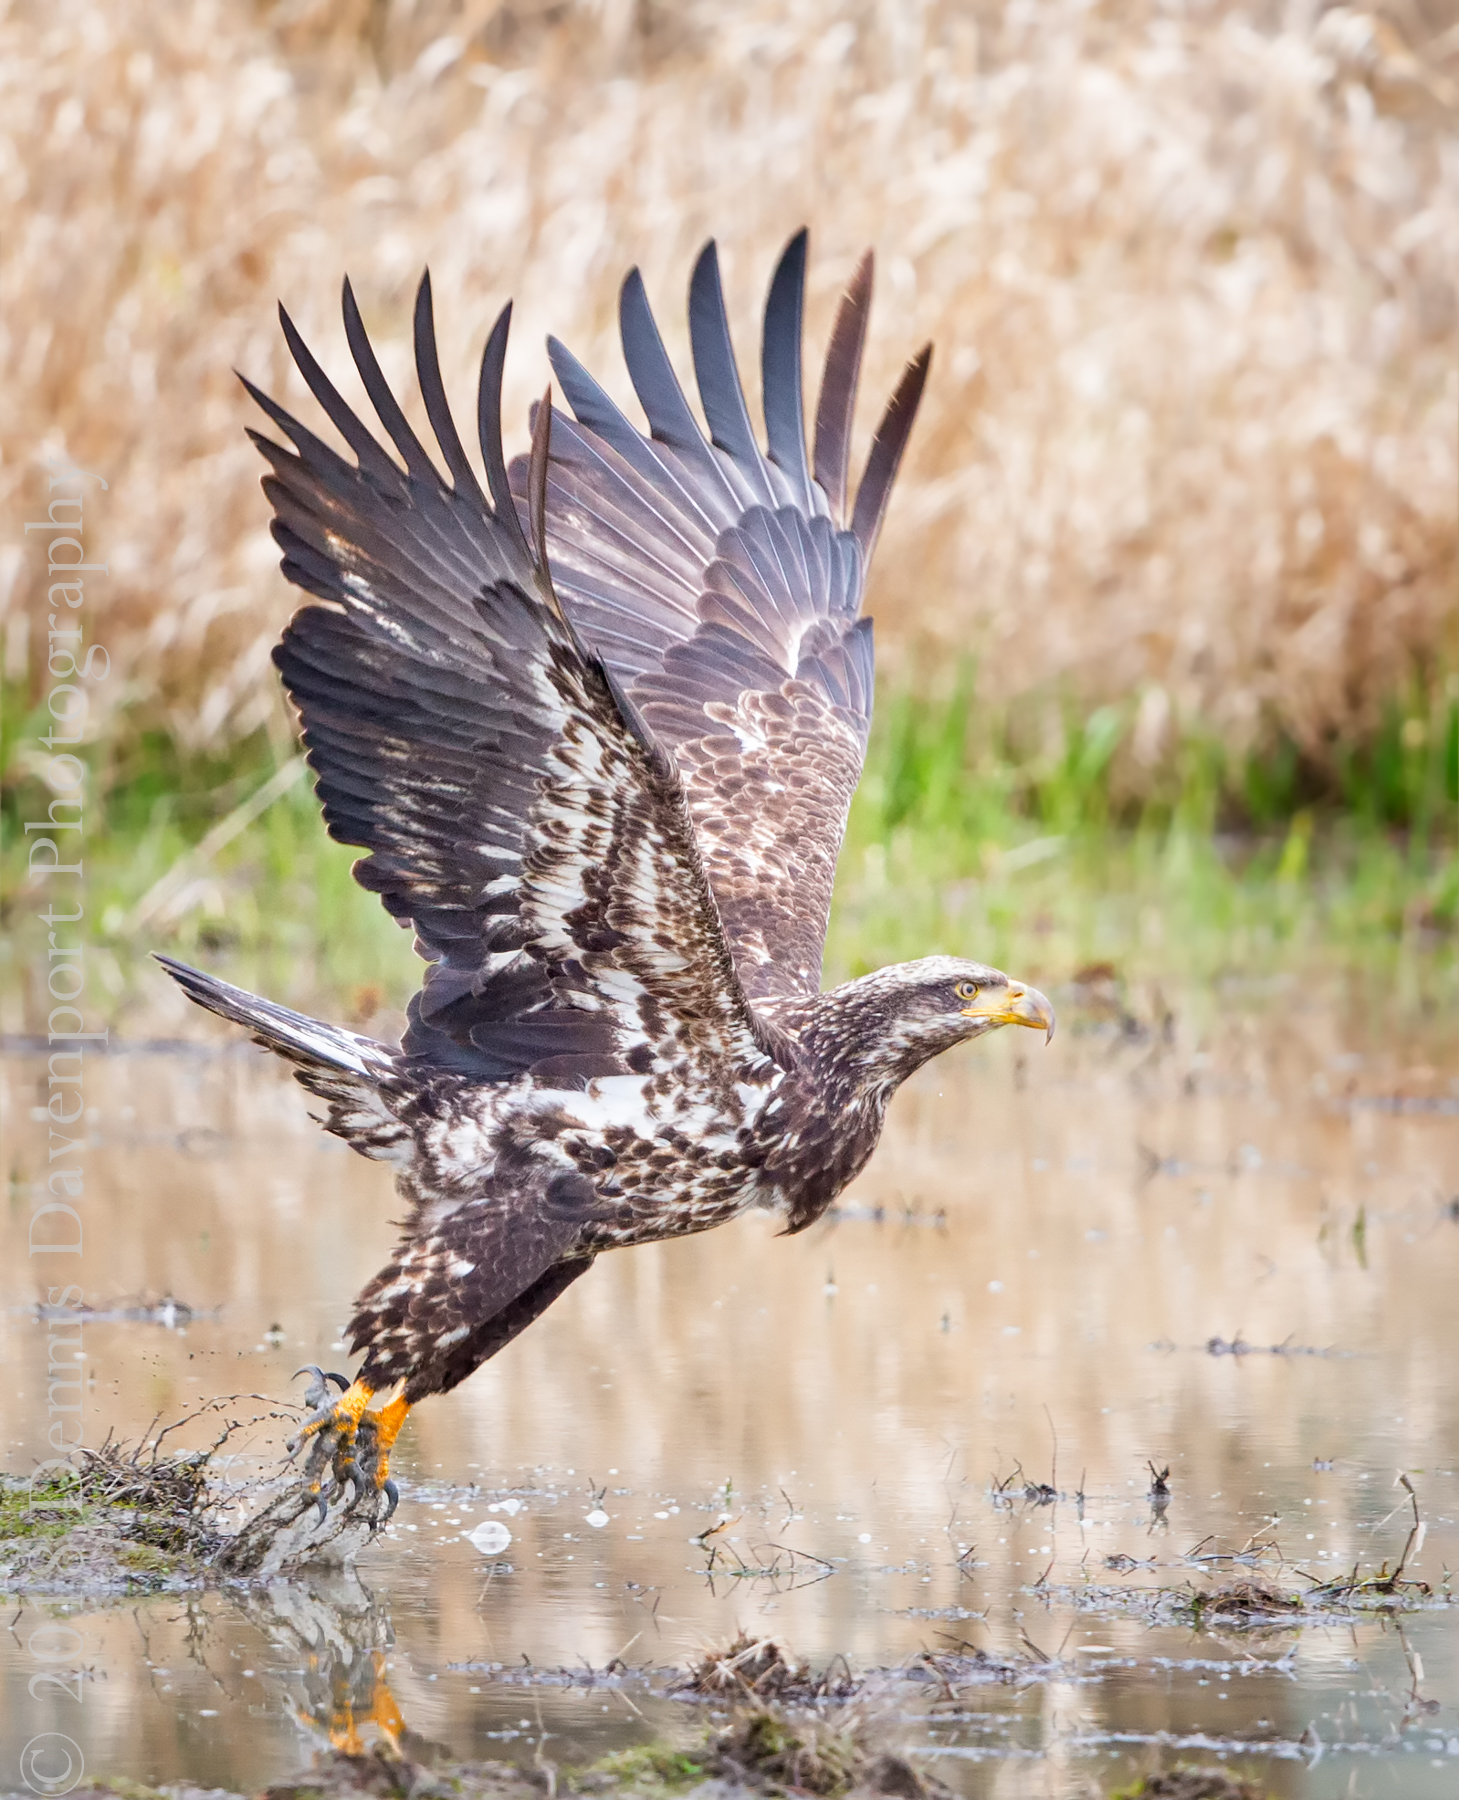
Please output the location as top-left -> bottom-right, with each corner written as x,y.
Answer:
587,1746 -> 709,1791
2,678 -> 1455,1025
0,1468 -> 85,1542
829,676 -> 1458,996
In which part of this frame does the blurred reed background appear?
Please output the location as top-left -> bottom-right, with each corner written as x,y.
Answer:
2,0 -> 1456,1017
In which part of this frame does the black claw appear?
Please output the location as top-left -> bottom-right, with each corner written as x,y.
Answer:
314,1489 -> 329,1525
296,1365 -> 331,1407
294,1365 -> 353,1417
294,1364 -> 350,1390
380,1479 -> 400,1522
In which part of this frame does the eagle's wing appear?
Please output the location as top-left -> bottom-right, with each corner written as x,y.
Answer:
514,234 -> 930,999
245,278 -> 776,1088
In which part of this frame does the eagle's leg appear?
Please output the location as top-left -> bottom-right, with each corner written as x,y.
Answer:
347,1394 -> 411,1520
288,1372 -> 377,1519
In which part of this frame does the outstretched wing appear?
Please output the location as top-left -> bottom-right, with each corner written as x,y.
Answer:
246,277 -> 773,1088
516,233 -> 930,999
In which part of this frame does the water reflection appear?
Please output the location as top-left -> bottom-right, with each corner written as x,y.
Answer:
2,974 -> 1457,1795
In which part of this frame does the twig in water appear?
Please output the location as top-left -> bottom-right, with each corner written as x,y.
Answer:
761,1541 -> 834,1570
1386,1474 -> 1425,1589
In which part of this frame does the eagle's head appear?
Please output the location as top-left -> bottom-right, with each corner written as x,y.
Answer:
801,954 -> 1055,1098
874,953 -> 1053,1051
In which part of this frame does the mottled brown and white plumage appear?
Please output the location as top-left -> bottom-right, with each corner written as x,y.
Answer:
160,233 -> 1053,1511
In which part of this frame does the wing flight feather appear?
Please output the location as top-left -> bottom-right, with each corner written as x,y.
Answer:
245,278 -> 770,1089
811,250 -> 874,526
760,228 -> 815,514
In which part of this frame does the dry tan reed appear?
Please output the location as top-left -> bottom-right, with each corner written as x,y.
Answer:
3,0 -> 1455,789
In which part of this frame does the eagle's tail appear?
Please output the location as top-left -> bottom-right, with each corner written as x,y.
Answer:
156,956 -> 412,1164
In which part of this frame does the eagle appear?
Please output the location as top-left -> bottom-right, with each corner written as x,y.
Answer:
160,233 -> 1054,1525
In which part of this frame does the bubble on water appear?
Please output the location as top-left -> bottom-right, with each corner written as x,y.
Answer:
468,1519 -> 513,1554
585,1509 -> 609,1528
489,1497 -> 522,1516
858,1532 -> 872,1543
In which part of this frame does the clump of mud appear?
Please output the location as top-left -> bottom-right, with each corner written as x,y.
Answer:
1115,1767 -> 1269,1799
713,1710 -> 863,1795
257,1749 -> 526,1800
1,1418 -> 389,1591
675,1632 -> 860,1704
0,1436 -> 221,1592
666,1637 -> 947,1798
1188,1580 -> 1305,1625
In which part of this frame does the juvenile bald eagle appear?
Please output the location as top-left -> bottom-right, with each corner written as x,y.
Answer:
161,233 -> 1053,1521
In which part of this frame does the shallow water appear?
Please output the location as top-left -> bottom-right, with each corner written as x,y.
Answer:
3,973 -> 1458,1797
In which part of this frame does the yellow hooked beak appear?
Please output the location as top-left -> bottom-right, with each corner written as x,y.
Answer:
961,982 -> 1056,1044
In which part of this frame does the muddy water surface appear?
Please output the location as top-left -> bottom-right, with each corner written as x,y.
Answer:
3,975 -> 1457,1797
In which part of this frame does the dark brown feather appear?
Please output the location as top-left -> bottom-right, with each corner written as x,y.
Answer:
851,344 -> 932,565
760,228 -> 813,511
812,250 -> 874,526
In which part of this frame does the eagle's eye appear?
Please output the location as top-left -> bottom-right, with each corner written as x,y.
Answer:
954,979 -> 978,1001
